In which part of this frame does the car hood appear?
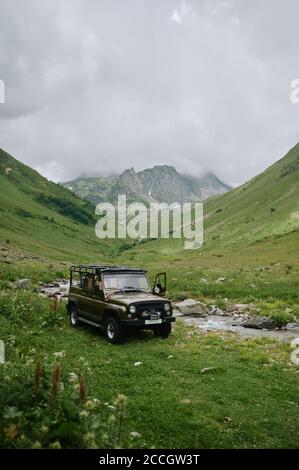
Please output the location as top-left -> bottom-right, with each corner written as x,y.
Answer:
107,292 -> 165,306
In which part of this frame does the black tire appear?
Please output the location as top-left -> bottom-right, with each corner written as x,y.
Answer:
104,316 -> 124,344
69,304 -> 79,328
153,322 -> 172,338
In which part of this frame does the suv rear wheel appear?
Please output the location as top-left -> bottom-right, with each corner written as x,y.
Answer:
153,322 -> 172,338
104,316 -> 124,344
69,304 -> 79,328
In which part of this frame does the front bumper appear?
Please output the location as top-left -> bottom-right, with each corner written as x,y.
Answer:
120,316 -> 175,328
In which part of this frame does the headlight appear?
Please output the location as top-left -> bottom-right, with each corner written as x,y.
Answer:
129,305 -> 136,314
164,303 -> 170,312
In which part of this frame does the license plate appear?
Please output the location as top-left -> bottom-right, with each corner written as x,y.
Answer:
145,319 -> 162,325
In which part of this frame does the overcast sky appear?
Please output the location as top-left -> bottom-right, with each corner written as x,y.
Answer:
0,0 -> 298,186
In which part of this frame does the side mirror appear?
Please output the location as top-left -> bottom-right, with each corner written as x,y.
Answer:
153,272 -> 166,296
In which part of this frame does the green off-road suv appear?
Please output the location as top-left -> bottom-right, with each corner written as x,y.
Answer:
67,265 -> 175,343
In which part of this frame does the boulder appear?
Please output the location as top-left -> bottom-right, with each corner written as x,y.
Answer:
175,299 -> 207,316
13,279 -> 32,290
286,323 -> 299,330
242,315 -> 279,330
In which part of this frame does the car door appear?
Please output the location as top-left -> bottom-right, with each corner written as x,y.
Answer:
86,273 -> 107,325
77,273 -> 95,320
153,272 -> 167,296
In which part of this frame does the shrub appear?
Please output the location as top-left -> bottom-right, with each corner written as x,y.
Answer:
0,355 -> 126,449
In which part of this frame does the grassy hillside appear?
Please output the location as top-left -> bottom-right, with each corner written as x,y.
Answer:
0,148 -> 122,263
203,142 -> 299,250
118,144 -> 299,307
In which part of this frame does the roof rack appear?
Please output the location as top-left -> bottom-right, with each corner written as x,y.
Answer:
70,265 -> 147,273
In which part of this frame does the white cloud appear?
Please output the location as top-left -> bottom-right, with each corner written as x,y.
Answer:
0,0 -> 298,186
170,1 -> 195,24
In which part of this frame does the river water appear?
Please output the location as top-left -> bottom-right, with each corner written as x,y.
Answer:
174,311 -> 299,343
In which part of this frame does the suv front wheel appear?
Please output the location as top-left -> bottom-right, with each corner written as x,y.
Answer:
153,322 -> 172,338
104,316 -> 124,344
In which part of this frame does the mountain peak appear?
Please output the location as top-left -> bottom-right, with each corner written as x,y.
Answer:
64,164 -> 230,205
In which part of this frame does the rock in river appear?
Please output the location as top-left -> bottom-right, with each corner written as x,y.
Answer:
175,299 -> 207,316
242,315 -> 279,330
13,278 -> 32,290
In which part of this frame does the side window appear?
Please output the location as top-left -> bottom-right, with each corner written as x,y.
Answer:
94,275 -> 103,293
71,270 -> 80,288
80,273 -> 94,291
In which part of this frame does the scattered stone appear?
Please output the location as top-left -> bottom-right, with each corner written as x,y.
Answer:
180,399 -> 191,404
175,299 -> 207,316
224,416 -> 232,423
130,432 -> 141,439
215,277 -> 226,284
242,316 -> 279,330
200,277 -> 209,285
232,303 -> 251,312
13,279 -> 32,290
200,367 -> 218,374
208,305 -> 231,316
134,362 -> 142,367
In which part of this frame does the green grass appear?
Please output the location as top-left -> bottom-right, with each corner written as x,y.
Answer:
0,291 -> 298,449
0,148 -> 124,261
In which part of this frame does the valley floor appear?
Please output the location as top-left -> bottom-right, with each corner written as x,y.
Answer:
0,288 -> 298,449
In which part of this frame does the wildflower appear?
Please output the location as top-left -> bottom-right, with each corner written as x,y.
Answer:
41,425 -> 49,434
4,424 -> 21,439
92,398 -> 100,404
79,375 -> 87,403
53,351 -> 65,359
108,415 -> 117,424
68,372 -> 78,383
134,361 -> 142,366
51,365 -> 60,412
115,394 -> 127,404
80,410 -> 89,418
84,400 -> 96,409
34,360 -> 42,399
83,432 -> 95,442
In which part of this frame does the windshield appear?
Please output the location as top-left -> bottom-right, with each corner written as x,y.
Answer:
103,272 -> 150,292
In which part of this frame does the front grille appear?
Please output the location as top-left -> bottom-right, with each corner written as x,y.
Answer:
134,301 -> 164,318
